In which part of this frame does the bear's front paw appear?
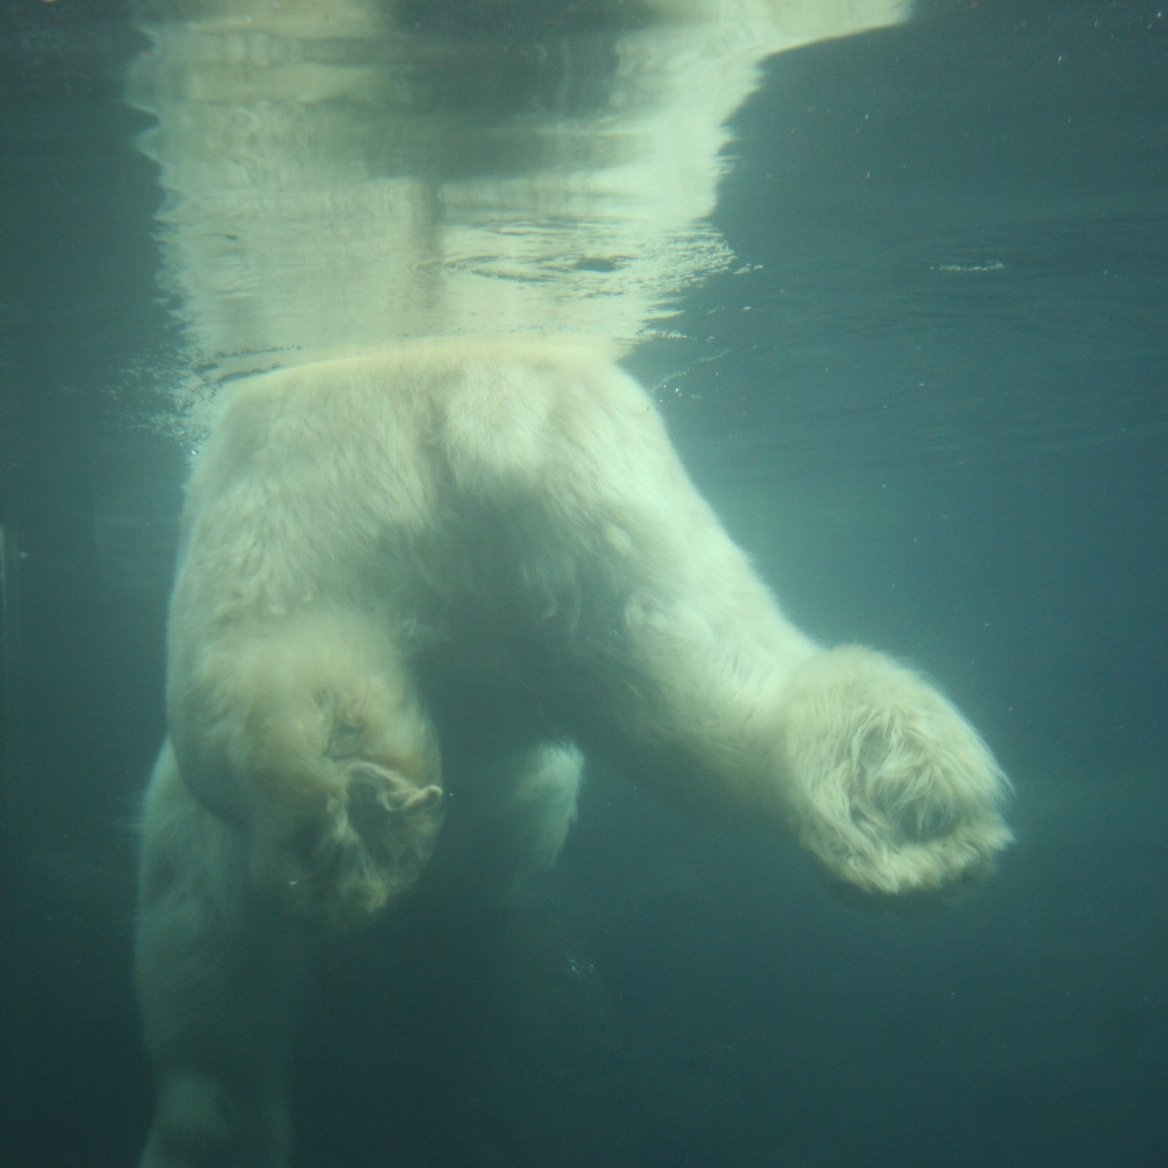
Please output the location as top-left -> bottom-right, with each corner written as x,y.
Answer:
778,646 -> 1012,898
254,762 -> 444,930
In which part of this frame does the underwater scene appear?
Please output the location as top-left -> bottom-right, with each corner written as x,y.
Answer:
1,1 -> 1165,1166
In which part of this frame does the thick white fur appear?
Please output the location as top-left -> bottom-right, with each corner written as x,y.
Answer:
779,646 -> 1012,894
137,745 -> 304,1168
157,336 -> 1011,908
129,4 -> 1013,1167
139,337 -> 1011,1167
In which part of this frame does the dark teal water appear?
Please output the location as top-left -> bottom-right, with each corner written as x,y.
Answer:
1,2 -> 1165,1166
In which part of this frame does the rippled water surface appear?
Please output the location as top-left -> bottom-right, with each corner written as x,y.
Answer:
1,2 -> 1165,1166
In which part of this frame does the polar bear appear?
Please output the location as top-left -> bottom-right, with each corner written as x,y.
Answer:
137,336 -> 1010,1167
128,2 -> 1011,1166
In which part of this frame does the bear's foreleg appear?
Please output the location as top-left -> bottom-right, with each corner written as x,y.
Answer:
136,746 -> 306,1168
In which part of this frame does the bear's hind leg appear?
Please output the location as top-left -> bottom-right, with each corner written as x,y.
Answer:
773,646 -> 1012,896
169,609 -> 445,930
442,345 -> 1011,896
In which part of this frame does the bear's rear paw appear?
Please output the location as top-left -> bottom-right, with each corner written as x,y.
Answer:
778,646 -> 1012,898
256,762 -> 444,931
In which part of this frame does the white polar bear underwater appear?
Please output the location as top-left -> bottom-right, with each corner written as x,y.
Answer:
128,2 -> 1012,1166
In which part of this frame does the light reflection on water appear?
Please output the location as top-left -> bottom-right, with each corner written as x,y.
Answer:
124,0 -> 911,421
